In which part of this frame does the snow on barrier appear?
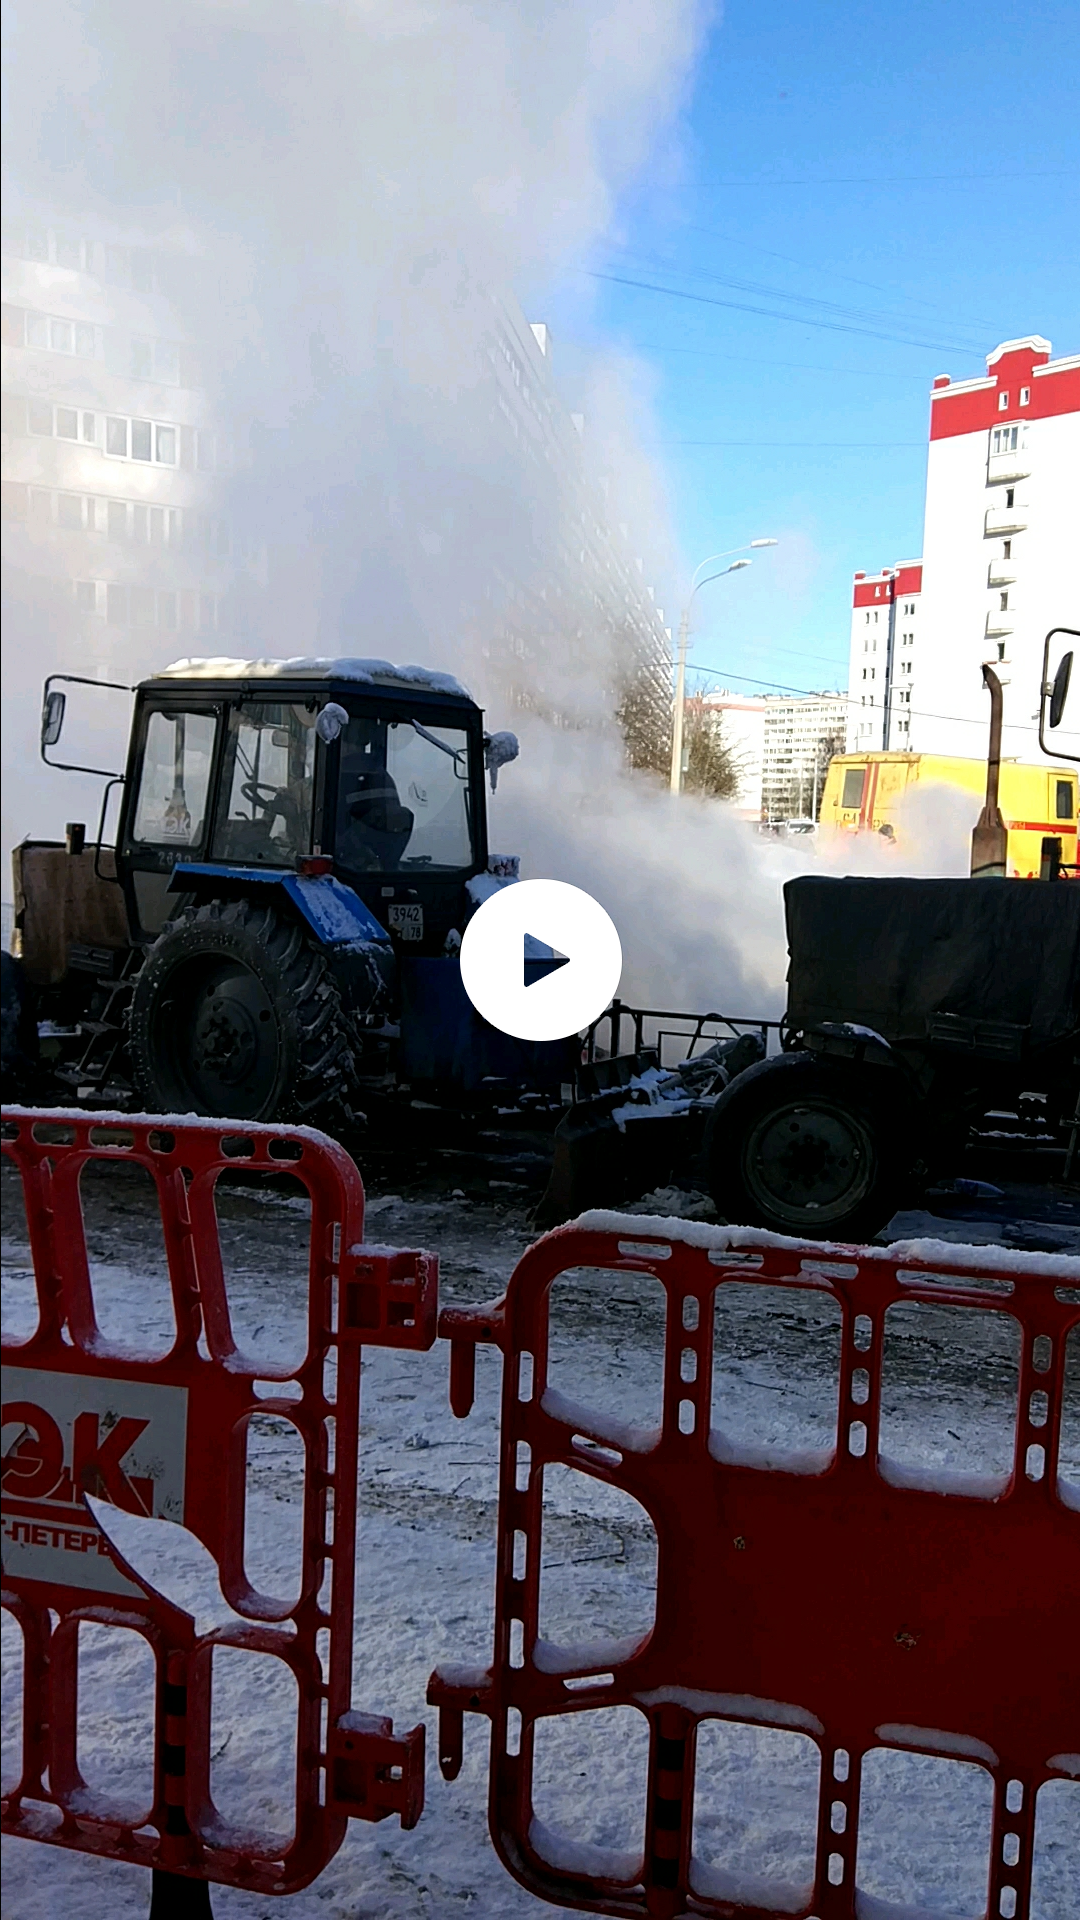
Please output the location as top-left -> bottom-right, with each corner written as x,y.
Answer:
429,1214 -> 1080,1920
1,1107 -> 437,1898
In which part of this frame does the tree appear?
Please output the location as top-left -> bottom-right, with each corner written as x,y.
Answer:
681,694 -> 741,800
616,661 -> 673,779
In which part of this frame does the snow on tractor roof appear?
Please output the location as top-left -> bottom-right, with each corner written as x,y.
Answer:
155,656 -> 472,698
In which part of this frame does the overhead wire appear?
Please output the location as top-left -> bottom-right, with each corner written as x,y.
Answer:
702,169 -> 1077,187
590,271 -> 987,355
678,224 -> 1004,332
682,661 -> 1041,733
602,246 -> 989,351
629,346 -> 932,380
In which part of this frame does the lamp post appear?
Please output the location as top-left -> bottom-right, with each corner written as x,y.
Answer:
669,541 -> 778,795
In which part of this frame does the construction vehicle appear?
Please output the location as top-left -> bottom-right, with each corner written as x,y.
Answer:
697,631 -> 1080,1234
6,645 -> 1078,1243
4,657 -> 576,1121
819,749 -> 1078,879
538,873 -> 1079,1236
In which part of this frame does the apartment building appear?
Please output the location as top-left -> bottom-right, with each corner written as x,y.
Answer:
846,561 -> 922,751
707,688 -> 848,822
846,336 -> 1079,762
2,215 -> 672,875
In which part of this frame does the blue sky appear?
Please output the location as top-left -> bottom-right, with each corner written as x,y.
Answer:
577,0 -> 1079,700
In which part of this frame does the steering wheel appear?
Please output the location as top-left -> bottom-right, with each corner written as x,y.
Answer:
240,780 -> 285,814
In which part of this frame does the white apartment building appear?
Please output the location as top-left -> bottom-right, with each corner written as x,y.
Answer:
846,336 -> 1079,764
846,561 -> 922,751
2,214 -> 672,874
708,689 -> 848,822
2,211 -> 258,866
483,300 -> 672,738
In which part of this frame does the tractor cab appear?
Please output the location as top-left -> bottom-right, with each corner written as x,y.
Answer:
118,659 -> 494,957
12,656 -> 552,1124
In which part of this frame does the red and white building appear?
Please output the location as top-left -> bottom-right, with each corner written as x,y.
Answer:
846,336 -> 1079,762
847,560 -> 923,752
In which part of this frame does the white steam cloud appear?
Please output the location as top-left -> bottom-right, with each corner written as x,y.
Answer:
3,0 -> 972,1013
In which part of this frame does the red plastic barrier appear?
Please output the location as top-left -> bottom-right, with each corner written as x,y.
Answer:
429,1220 -> 1080,1919
1,1107 -> 437,1896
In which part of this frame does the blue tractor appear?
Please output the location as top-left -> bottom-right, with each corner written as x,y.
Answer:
7,658 -> 572,1123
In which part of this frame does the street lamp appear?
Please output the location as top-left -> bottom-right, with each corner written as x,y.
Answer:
669,541 -> 778,794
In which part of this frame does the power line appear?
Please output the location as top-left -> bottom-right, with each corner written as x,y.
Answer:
666,439 -> 925,449
605,247 -> 988,351
681,224 -> 1004,333
631,344 -> 931,380
704,170 -> 1077,187
687,663 -> 1039,734
590,272 -> 986,355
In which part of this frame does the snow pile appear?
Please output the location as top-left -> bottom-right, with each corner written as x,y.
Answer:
570,1210 -> 1080,1280
156,657 -> 471,696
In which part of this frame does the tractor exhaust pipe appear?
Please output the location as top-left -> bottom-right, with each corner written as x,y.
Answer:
970,664 -> 1008,879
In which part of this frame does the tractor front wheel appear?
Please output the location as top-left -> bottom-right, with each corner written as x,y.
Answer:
127,898 -> 355,1123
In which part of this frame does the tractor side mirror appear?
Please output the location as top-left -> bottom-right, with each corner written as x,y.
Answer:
1049,651 -> 1073,729
42,689 -> 67,750
484,730 -> 520,793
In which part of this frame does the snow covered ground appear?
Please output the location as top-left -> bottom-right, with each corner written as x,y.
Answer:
2,1158 -> 1078,1919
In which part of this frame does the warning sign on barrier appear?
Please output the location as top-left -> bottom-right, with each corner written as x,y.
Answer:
429,1215 -> 1080,1919
2,1366 -> 188,1592
1,1107 -> 438,1897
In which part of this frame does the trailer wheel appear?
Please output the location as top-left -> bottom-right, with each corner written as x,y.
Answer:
127,898 -> 355,1123
703,1052 -> 908,1243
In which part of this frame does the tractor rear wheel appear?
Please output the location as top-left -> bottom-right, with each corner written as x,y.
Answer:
703,1051 -> 909,1243
127,898 -> 356,1123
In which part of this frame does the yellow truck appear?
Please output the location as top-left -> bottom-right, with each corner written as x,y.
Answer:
819,751 -> 1078,879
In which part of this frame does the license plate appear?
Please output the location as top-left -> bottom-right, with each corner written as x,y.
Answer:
388,903 -> 423,942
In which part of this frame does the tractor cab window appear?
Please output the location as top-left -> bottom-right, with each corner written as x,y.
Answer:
212,702 -> 316,864
132,709 -> 217,848
336,713 -> 473,874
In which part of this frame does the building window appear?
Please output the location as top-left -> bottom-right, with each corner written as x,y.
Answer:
997,642 -> 1006,661
1005,489 -> 1015,509
129,337 -> 183,384
992,424 -> 1019,454
1020,386 -> 1030,406
26,400 -> 95,442
998,391 -> 1009,411
5,306 -> 97,356
103,412 -> 181,465
1003,540 -> 1011,560
75,581 -> 98,613
1000,591 -> 1009,611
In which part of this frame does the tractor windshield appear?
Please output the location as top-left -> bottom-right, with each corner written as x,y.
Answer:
212,702 -> 316,864
335,713 -> 474,873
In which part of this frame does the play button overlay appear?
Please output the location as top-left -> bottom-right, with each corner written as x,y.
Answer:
461,879 -> 622,1041
525,941 -> 569,986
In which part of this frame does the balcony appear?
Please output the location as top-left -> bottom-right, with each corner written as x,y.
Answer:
987,564 -> 1016,587
987,451 -> 1031,485
985,506 -> 1027,537
985,616 -> 1015,639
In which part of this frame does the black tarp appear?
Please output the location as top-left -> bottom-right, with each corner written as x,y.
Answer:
784,877 -> 1080,1055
